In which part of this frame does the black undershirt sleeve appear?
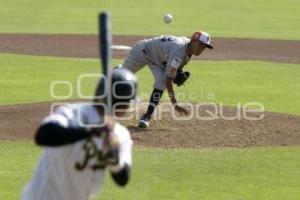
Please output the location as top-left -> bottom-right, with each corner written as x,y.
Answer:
35,122 -> 92,147
110,164 -> 130,186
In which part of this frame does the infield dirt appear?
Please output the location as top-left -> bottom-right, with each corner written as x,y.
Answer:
0,33 -> 300,63
0,102 -> 299,148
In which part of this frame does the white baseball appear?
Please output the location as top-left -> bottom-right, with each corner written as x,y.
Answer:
163,14 -> 173,24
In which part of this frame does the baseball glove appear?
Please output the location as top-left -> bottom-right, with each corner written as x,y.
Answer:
173,69 -> 190,87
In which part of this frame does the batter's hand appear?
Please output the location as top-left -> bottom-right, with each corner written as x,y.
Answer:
174,104 -> 190,116
103,129 -> 120,166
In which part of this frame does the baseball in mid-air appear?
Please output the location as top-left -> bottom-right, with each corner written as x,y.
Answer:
163,13 -> 173,24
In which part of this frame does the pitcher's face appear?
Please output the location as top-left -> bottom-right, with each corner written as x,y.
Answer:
192,41 -> 206,56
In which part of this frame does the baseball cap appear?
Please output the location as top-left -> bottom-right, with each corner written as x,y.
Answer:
191,31 -> 213,49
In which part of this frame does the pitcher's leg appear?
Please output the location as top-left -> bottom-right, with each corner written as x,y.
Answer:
122,40 -> 148,73
138,65 -> 166,128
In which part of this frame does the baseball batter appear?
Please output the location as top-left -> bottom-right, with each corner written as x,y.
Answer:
122,31 -> 213,128
21,68 -> 137,200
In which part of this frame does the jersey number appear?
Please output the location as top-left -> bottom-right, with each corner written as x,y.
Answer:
160,36 -> 175,42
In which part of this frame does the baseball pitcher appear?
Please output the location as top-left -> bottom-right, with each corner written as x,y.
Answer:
122,31 -> 213,128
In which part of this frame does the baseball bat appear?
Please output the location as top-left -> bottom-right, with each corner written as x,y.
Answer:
98,12 -> 112,114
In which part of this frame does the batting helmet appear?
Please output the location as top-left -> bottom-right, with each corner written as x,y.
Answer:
94,67 -> 137,106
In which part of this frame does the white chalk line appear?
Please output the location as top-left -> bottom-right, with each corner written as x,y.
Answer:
111,45 -> 132,50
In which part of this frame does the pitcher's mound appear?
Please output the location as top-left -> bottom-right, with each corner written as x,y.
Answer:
0,102 -> 299,148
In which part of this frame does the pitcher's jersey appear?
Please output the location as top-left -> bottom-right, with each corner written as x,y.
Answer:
21,103 -> 133,200
144,35 -> 191,78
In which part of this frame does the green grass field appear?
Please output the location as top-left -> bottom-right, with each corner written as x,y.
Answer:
0,141 -> 299,200
1,54 -> 299,115
1,0 -> 300,199
0,0 -> 300,39
1,54 -> 299,199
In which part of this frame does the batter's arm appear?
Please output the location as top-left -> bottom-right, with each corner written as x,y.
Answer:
35,122 -> 92,147
108,124 -> 132,186
110,164 -> 130,186
35,108 -> 93,146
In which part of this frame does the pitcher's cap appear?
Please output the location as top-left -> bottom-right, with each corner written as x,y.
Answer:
191,31 -> 213,49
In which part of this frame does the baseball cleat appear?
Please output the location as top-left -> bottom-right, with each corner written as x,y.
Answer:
138,116 -> 150,128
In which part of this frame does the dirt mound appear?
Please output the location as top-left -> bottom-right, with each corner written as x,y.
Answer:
0,33 -> 300,63
1,102 -> 299,148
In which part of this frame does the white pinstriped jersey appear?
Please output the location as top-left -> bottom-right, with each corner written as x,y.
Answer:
21,103 -> 133,200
